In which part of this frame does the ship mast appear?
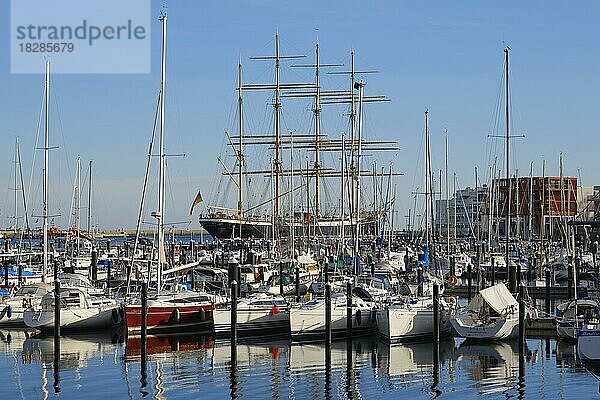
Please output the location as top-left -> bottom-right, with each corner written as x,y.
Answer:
76,156 -> 81,254
42,60 -> 50,283
13,138 -> 18,237
238,59 -> 244,238
445,130 -> 450,256
424,111 -> 430,250
87,160 -> 93,237
156,12 -> 167,292
504,47 -> 514,293
314,40 -> 321,219
353,81 -> 365,276
274,31 -> 282,221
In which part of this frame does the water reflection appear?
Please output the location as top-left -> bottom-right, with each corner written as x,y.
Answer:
2,329 -> 600,399
454,339 -> 520,396
22,329 -> 125,368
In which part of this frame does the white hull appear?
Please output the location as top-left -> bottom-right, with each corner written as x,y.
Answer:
213,307 -> 290,337
578,325 -> 600,361
377,306 -> 451,341
450,314 -> 518,340
24,305 -> 124,332
290,305 -> 375,340
0,305 -> 26,326
556,320 -> 578,340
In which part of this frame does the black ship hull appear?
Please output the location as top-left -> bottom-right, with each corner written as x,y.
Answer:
199,217 -> 271,239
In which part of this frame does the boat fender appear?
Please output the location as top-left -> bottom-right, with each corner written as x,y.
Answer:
111,308 -> 119,324
370,309 -> 377,322
6,305 -> 12,319
526,314 -> 532,327
271,305 -> 280,315
170,308 -> 181,323
119,306 -> 125,320
135,268 -> 142,280
447,275 -> 458,287
356,309 -> 362,325
198,308 -> 206,322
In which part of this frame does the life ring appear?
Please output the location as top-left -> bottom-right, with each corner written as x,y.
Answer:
198,308 -> 206,322
271,305 -> 280,315
170,308 -> 181,323
447,275 -> 458,287
111,308 -> 119,324
356,309 -> 362,325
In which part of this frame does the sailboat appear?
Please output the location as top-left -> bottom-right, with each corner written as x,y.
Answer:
376,111 -> 454,342
124,13 -> 225,334
450,283 -> 519,340
20,61 -> 123,332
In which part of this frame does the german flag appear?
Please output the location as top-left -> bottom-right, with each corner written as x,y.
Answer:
189,190 -> 203,215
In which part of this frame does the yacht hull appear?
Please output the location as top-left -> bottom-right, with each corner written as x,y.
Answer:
24,305 -> 124,332
213,307 -> 290,338
126,304 -> 214,334
377,307 -> 452,342
450,315 -> 518,340
290,306 -> 376,341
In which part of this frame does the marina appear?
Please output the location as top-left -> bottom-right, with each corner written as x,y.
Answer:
2,1 -> 600,399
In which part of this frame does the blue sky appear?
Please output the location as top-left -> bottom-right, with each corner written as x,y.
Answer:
0,1 -> 598,230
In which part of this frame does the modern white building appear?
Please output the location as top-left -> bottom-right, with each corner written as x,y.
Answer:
436,186 -> 488,238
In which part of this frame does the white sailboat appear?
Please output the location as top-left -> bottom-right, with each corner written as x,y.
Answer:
23,286 -> 124,332
450,283 -> 519,340
555,298 -> 600,340
577,323 -> 600,362
0,283 -> 52,327
289,293 -> 376,341
376,295 -> 454,342
213,292 -> 289,338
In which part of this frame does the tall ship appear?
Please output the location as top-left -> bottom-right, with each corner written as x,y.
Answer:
197,33 -> 399,247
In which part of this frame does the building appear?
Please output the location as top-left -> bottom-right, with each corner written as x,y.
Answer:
436,186 -> 488,238
491,176 -> 577,240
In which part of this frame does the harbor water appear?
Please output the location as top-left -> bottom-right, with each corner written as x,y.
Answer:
1,330 -> 599,399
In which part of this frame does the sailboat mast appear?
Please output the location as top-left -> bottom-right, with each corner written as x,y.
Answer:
424,111 -> 430,249
453,172 -> 457,242
340,134 -> 345,254
76,156 -> 81,253
349,51 -> 357,239
528,161 -> 533,240
274,30 -> 282,222
238,59 -> 244,238
290,135 -> 295,260
445,130 -> 450,256
504,46 -> 514,292
42,60 -> 50,283
12,138 -> 18,237
87,160 -> 92,237
353,81 -> 365,276
487,164 -> 494,251
157,12 -> 167,292
314,40 -> 321,218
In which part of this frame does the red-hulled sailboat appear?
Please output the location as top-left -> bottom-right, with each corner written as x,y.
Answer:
125,13 -> 226,334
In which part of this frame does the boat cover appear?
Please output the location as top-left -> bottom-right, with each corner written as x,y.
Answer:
465,283 -> 518,315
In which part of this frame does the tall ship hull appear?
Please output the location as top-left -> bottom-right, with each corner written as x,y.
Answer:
199,213 -> 378,240
199,214 -> 271,239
